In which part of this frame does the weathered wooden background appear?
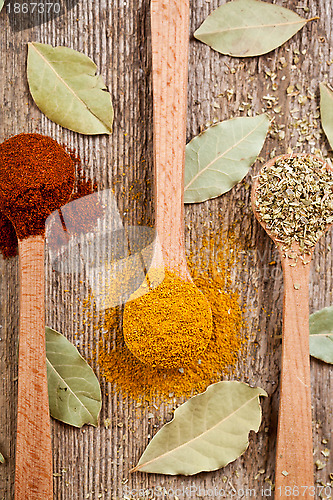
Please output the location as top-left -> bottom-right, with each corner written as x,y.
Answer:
0,0 -> 333,498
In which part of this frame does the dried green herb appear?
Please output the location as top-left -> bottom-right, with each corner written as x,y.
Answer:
27,43 -> 114,135
46,327 -> 102,427
132,382 -> 267,475
320,82 -> 333,150
194,0 -> 317,58
255,155 -> 333,254
309,306 -> 333,364
185,114 -> 269,203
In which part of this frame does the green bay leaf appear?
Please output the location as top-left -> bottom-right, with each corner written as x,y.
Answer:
27,42 -> 113,135
309,306 -> 333,364
320,82 -> 333,150
194,0 -> 315,57
0,452 -> 4,464
46,327 -> 102,427
132,381 -> 267,475
184,114 -> 269,203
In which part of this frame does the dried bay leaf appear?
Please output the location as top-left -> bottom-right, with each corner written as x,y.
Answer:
0,0 -> 4,13
309,306 -> 333,364
194,0 -> 316,57
0,452 -> 4,464
132,381 -> 267,475
27,42 -> 113,135
320,82 -> 333,150
184,114 -> 269,203
46,327 -> 102,427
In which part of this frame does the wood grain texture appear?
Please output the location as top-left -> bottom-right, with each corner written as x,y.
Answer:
16,236 -> 52,500
0,0 -> 332,499
151,0 -> 190,277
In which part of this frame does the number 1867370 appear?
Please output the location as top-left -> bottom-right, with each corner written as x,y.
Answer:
6,3 -> 61,14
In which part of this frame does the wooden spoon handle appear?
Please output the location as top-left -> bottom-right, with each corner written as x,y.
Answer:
15,236 -> 53,500
151,0 -> 190,274
275,259 -> 313,497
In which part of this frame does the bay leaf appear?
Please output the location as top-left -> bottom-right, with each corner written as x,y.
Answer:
184,114 -> 269,203
0,452 -> 4,464
0,0 -> 4,13
309,306 -> 333,364
132,381 -> 267,475
320,82 -> 333,150
46,327 -> 102,427
27,42 -> 113,135
194,0 -> 316,57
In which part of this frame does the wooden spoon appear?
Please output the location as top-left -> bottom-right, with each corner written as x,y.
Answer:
150,0 -> 191,279
123,0 -> 212,368
251,153 -> 332,497
0,133 -> 75,500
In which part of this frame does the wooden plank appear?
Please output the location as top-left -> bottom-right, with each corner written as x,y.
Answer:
0,0 -> 332,498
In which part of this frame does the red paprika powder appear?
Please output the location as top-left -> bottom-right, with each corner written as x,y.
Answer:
0,133 -> 75,240
0,214 -> 18,258
0,140 -> 98,257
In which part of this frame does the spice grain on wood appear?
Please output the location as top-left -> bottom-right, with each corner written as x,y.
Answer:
46,156 -> 103,252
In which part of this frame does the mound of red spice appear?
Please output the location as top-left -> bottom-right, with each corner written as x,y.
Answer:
0,134 -> 75,240
0,141 -> 98,258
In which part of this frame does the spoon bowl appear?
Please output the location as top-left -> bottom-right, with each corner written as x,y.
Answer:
252,153 -> 333,256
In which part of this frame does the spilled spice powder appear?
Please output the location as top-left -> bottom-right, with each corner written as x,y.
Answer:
96,257 -> 245,402
46,167 -> 104,252
0,215 -> 18,258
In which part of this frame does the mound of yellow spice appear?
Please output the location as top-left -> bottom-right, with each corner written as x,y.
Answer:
123,270 -> 212,369
97,268 -> 245,402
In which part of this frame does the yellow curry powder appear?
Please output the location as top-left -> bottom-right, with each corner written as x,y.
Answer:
122,270 -> 213,369
96,254 -> 245,402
